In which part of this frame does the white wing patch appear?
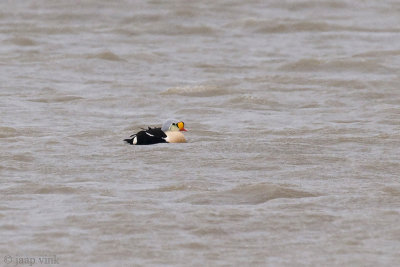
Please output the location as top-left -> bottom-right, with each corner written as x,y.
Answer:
164,135 -> 170,143
145,132 -> 154,137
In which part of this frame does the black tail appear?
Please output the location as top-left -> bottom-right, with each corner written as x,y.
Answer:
124,138 -> 134,145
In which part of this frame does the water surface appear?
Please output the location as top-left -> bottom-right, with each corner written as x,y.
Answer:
1,0 -> 400,266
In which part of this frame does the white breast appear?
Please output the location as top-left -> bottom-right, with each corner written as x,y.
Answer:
165,131 -> 186,143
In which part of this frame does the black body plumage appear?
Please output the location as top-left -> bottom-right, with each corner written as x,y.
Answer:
124,127 -> 167,145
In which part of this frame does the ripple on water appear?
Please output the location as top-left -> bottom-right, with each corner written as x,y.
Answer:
6,37 -> 37,46
179,183 -> 317,205
12,153 -> 35,162
0,127 -> 18,138
87,51 -> 124,61
29,95 -> 83,103
4,183 -> 79,195
34,186 -> 78,195
228,94 -> 281,109
279,58 -> 390,73
161,85 -> 229,97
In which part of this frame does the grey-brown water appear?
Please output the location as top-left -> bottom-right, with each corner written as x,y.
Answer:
1,1 -> 400,266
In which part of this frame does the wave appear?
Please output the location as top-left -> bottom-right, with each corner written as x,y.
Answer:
121,14 -> 164,24
12,153 -> 35,162
382,186 -> 400,197
228,19 -> 400,34
228,94 -> 281,108
161,85 -> 229,97
0,127 -> 18,138
6,37 -> 37,46
155,183 -> 207,192
146,24 -> 216,36
5,183 -> 78,195
87,51 -> 124,61
353,49 -> 400,58
179,183 -> 316,205
269,1 -> 349,10
279,58 -> 391,73
121,23 -> 217,36
34,185 -> 78,194
29,96 -> 83,103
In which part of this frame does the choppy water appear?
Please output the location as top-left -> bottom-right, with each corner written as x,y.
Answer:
1,0 -> 400,266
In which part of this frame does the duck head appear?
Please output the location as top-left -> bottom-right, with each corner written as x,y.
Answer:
161,119 -> 187,132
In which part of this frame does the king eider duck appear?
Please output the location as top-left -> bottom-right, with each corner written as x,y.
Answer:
124,119 -> 187,145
